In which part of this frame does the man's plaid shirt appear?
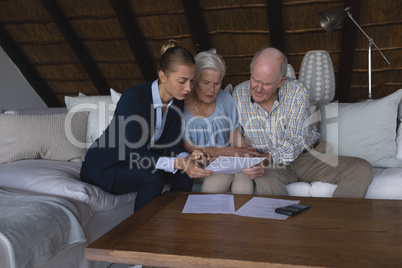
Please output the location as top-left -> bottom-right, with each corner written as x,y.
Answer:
233,79 -> 320,165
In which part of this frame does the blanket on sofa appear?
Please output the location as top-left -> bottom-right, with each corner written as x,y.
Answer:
0,189 -> 86,268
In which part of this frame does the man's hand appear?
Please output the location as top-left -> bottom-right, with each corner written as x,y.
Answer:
242,153 -> 271,179
242,163 -> 265,179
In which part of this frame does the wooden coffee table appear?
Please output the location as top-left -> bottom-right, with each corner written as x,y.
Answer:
86,191 -> 402,267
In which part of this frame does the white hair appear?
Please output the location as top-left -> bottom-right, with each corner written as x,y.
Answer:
194,51 -> 226,79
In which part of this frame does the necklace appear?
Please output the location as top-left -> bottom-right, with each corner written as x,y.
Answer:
190,96 -> 215,118
195,106 -> 207,118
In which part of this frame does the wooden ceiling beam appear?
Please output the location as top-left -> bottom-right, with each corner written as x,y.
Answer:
267,0 -> 286,53
181,0 -> 212,53
41,0 -> 110,95
0,23 -> 62,107
109,0 -> 157,82
337,0 -> 361,102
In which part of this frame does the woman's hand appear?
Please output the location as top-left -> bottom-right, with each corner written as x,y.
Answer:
189,149 -> 212,166
183,156 -> 215,178
174,149 -> 214,179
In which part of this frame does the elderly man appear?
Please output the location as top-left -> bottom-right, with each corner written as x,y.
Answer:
232,47 -> 373,198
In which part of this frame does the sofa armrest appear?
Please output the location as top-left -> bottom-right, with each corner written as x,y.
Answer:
4,107 -> 67,115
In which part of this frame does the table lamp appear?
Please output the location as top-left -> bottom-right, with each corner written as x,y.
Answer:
298,50 -> 335,104
318,6 -> 391,100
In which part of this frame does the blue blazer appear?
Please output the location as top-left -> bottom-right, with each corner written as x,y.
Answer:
81,82 -> 186,192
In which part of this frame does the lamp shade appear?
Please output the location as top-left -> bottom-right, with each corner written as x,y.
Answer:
318,6 -> 347,32
298,51 -> 335,104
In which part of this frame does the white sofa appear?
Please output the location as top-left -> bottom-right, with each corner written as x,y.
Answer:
2,86 -> 402,200
301,87 -> 402,199
1,85 -> 402,267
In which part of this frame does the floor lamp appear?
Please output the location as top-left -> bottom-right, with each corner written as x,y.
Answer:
318,6 -> 391,100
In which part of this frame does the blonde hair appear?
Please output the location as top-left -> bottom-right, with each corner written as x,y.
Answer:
158,39 -> 195,75
160,39 -> 179,55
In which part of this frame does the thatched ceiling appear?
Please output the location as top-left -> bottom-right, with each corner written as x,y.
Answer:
0,0 -> 401,106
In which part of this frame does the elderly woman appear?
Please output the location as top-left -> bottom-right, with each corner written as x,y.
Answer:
183,51 -> 259,194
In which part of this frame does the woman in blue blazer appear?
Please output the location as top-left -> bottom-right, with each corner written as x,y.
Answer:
80,40 -> 213,211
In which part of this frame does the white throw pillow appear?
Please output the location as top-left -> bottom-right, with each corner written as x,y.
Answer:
0,112 -> 88,164
286,64 -> 296,79
396,125 -> 402,161
110,88 -> 122,105
223,84 -> 233,94
320,89 -> 402,168
396,96 -> 402,160
65,95 -> 115,145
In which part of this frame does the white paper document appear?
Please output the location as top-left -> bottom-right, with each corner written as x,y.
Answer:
182,194 -> 235,214
205,156 -> 266,174
234,197 -> 300,220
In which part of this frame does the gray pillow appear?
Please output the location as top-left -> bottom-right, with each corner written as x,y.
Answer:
320,89 -> 402,168
0,112 -> 88,164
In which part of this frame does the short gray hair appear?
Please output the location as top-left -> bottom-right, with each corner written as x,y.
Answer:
194,51 -> 226,79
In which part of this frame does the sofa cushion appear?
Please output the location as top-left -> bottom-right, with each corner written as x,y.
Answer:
0,159 -> 136,212
366,168 -> 402,200
286,182 -> 312,197
309,181 -> 337,197
0,112 -> 88,164
65,95 -> 115,145
320,89 -> 402,168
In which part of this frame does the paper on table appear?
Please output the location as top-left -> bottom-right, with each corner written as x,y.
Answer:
182,194 -> 235,214
235,197 -> 300,220
205,156 -> 265,174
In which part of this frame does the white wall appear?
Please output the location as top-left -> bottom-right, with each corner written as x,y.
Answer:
0,46 -> 46,111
